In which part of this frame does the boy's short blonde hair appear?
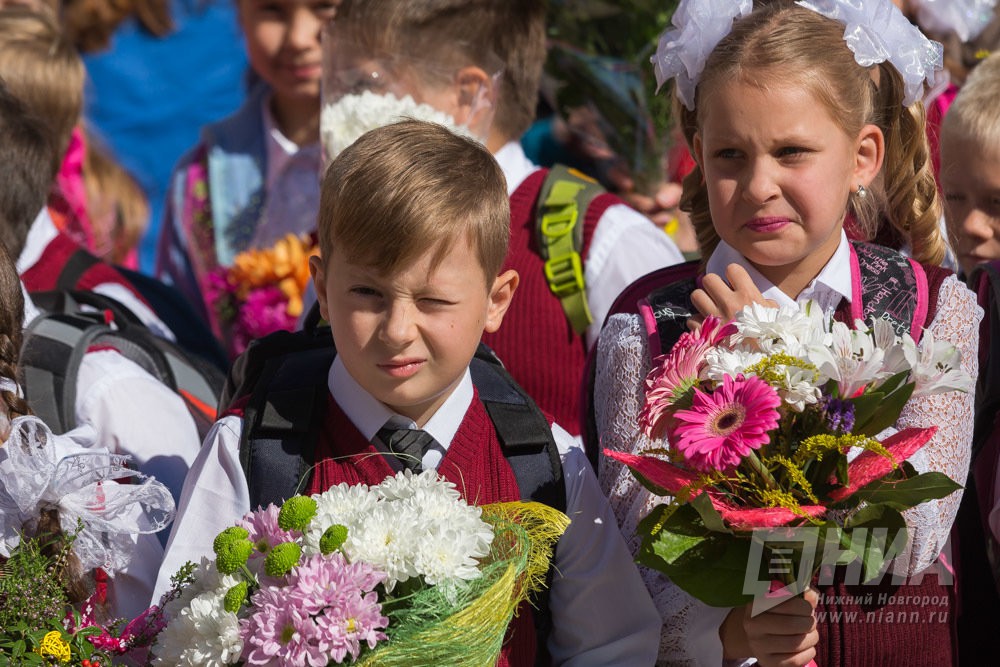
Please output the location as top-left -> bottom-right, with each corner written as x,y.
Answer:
0,8 -> 84,156
318,119 -> 510,283
942,51 -> 1000,150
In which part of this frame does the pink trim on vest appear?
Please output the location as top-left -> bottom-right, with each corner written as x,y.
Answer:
849,243 -> 864,324
908,259 -> 928,345
638,298 -> 663,358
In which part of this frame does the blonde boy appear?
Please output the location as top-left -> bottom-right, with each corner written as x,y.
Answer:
940,51 -> 1000,278
156,120 -> 660,665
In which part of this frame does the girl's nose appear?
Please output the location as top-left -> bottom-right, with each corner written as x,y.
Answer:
742,161 -> 780,205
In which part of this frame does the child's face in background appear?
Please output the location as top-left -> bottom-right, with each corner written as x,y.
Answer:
239,0 -> 339,102
311,233 -> 516,426
940,131 -> 1000,276
694,77 -> 881,295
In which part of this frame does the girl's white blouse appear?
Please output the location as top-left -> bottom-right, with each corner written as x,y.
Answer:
595,273 -> 981,665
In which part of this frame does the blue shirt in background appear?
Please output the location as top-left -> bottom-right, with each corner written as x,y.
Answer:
82,0 -> 249,273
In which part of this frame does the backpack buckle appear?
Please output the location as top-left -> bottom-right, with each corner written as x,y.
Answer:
543,253 -> 585,297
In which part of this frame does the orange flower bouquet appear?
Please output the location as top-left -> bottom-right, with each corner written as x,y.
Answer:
206,233 -> 319,356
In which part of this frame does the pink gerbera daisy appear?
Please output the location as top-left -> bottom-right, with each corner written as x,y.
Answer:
671,374 -> 781,471
640,316 -> 736,439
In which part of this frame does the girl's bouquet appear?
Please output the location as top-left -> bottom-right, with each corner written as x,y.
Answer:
205,233 -> 319,357
606,302 -> 969,606
150,471 -> 569,666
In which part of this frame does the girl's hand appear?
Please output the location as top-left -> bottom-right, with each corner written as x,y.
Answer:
691,263 -> 776,322
721,588 -> 820,667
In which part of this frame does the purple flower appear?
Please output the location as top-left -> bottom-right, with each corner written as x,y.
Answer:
823,397 -> 855,433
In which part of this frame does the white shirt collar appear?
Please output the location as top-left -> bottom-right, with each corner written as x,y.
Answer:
328,355 -> 474,452
704,231 -> 853,312
17,207 -> 59,275
262,96 -> 309,193
493,141 -> 537,195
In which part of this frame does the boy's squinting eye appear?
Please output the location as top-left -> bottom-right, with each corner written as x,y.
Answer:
349,286 -> 381,298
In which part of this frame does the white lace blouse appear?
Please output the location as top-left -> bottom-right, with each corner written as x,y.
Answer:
594,274 -> 981,666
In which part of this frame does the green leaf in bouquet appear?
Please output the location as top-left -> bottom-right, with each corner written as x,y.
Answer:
872,370 -> 910,398
848,391 -> 884,433
853,383 -> 915,436
636,503 -> 754,607
846,508 -> 908,584
689,491 -> 732,535
849,471 -> 962,510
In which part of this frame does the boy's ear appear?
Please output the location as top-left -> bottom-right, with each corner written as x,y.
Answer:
453,65 -> 495,132
854,123 -> 885,189
308,254 -> 331,323
484,269 -> 518,334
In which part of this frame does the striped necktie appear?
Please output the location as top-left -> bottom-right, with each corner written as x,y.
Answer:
376,426 -> 439,473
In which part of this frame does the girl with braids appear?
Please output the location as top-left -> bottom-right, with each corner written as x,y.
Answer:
595,1 -> 979,665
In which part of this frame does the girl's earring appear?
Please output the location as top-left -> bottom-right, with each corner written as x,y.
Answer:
856,184 -> 868,199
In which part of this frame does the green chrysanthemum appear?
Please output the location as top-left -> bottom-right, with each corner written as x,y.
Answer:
216,540 -> 253,574
223,581 -> 249,613
213,526 -> 250,555
264,541 -> 302,577
319,524 -> 349,555
278,496 -> 318,532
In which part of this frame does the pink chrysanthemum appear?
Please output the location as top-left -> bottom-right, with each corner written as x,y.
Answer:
671,374 -> 781,471
640,316 -> 737,439
239,504 -> 298,561
240,553 -> 388,665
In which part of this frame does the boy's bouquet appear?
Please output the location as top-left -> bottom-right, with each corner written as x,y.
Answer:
205,233 -> 319,356
606,302 -> 969,607
150,471 -> 569,666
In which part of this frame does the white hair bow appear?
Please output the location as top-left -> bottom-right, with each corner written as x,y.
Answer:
0,415 -> 175,574
797,0 -> 948,106
651,0 -> 947,110
910,0 -> 998,42
651,0 -> 753,110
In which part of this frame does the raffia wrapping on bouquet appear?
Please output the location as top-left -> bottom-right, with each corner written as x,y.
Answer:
357,501 -> 569,667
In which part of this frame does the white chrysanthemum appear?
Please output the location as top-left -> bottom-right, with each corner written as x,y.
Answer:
703,347 -> 766,383
376,469 -> 461,502
733,302 -> 821,355
807,320 -> 885,395
320,91 -> 477,163
905,329 -> 974,397
344,503 -> 422,589
152,562 -> 243,667
301,483 -> 378,555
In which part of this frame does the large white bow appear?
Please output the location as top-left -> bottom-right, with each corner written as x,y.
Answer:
0,415 -> 175,574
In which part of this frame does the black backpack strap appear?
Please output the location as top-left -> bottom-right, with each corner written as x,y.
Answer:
470,343 -> 565,513
645,277 -> 698,358
236,323 -> 338,510
56,248 -> 101,291
20,308 -> 109,434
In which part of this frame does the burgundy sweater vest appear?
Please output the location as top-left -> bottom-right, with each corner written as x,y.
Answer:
306,392 -> 543,667
20,232 -> 148,306
818,262 -> 956,666
482,169 -> 618,434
